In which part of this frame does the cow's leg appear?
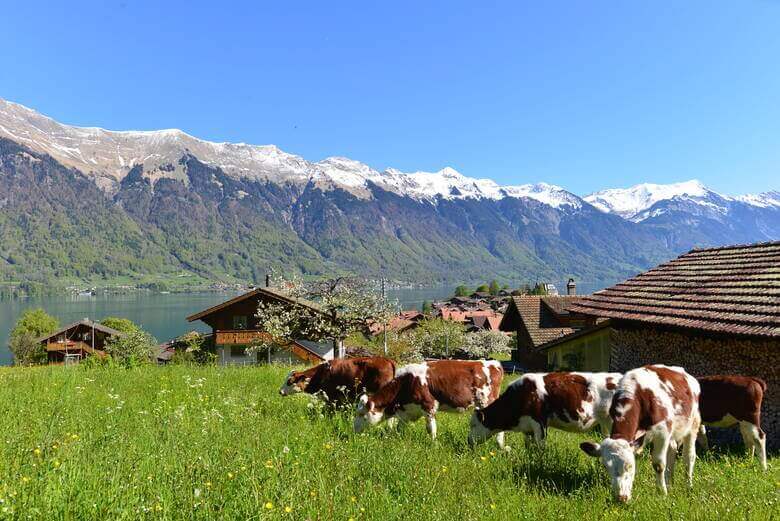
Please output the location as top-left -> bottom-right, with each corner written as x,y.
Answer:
738,421 -> 755,458
741,421 -> 767,471
495,431 -> 508,451
696,424 -> 709,451
651,435 -> 670,495
682,427 -> 697,488
425,414 -> 437,440
665,439 -> 677,486
530,420 -> 546,449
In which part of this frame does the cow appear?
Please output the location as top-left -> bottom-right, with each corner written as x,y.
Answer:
696,375 -> 767,470
468,372 -> 621,449
279,357 -> 396,403
353,360 -> 504,443
580,365 -> 701,503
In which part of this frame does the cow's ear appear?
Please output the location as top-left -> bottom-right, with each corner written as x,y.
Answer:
580,441 -> 601,457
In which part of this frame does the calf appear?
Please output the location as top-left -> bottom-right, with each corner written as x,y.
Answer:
354,360 -> 503,442
279,357 -> 396,403
697,375 -> 767,470
468,372 -> 621,449
580,365 -> 701,503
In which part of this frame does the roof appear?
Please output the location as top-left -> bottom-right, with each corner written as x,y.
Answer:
569,241 -> 780,338
500,296 -> 584,348
292,339 -> 334,359
36,319 -> 125,343
187,286 -> 324,322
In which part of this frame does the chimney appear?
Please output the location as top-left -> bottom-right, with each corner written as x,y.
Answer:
566,278 -> 576,296
265,273 -> 271,288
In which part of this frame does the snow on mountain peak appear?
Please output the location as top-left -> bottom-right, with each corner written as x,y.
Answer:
584,179 -> 718,219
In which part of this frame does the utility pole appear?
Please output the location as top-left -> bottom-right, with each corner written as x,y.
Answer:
382,277 -> 388,355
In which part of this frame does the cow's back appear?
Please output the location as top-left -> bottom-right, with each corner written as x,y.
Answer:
698,375 -> 765,423
316,357 -> 396,400
425,360 -> 499,410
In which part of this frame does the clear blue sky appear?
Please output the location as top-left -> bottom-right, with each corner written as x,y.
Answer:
2,1 -> 779,195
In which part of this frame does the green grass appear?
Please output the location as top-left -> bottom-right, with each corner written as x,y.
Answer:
0,365 -> 776,520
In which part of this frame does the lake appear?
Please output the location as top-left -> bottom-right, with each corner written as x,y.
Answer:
0,281 -> 610,365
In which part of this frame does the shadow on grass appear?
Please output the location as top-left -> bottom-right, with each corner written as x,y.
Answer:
508,455 -> 604,496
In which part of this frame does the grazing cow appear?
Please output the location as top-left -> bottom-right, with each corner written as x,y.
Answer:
279,357 -> 396,402
580,365 -> 701,503
354,360 -> 504,442
697,375 -> 767,470
468,372 -> 621,449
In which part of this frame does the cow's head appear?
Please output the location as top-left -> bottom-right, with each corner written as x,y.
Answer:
353,394 -> 385,433
279,370 -> 309,396
580,438 -> 638,503
467,409 -> 493,446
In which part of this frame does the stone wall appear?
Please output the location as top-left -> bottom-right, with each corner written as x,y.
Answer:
609,324 -> 779,451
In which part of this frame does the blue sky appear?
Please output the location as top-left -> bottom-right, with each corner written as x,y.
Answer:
2,1 -> 779,195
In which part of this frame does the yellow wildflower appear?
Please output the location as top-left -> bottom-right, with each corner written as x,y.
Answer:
310,490 -> 317,497
351,496 -> 357,502
70,434 -> 79,441
154,504 -> 163,512
21,477 -> 30,483
33,448 -> 41,456
205,481 -> 212,489
227,472 -> 235,480
490,504 -> 496,510
264,502 -> 274,510
285,506 -> 292,513
480,456 -> 487,461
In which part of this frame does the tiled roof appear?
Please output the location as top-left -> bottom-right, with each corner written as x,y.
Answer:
569,241 -> 780,338
36,319 -> 125,343
187,286 -> 324,322
500,296 -> 584,348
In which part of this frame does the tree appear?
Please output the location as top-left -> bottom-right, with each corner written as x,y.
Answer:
407,318 -> 465,359
454,285 -> 471,297
253,273 -> 394,355
475,284 -> 490,293
488,280 -> 500,296
8,308 -> 59,365
170,331 -> 216,365
9,333 -> 47,366
100,317 -> 140,334
11,308 -> 59,339
421,300 -> 433,314
529,283 -> 549,296
104,329 -> 158,367
457,330 -> 511,359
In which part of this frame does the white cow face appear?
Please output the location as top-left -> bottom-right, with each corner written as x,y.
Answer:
467,410 -> 492,446
279,371 -> 309,396
581,439 -> 636,503
353,394 -> 384,433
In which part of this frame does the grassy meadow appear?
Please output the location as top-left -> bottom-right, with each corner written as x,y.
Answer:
0,365 -> 776,520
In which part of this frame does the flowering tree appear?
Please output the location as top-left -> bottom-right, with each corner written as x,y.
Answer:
456,330 -> 511,359
252,273 -> 395,355
407,318 -> 466,359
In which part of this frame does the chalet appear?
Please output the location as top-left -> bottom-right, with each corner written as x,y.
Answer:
37,319 -> 123,364
499,295 -> 607,370
570,241 -> 780,450
186,287 -> 337,366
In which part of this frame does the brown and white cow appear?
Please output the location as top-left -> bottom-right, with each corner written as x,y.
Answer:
697,375 -> 767,470
279,357 -> 396,403
468,372 -> 621,449
354,360 -> 504,442
580,365 -> 701,503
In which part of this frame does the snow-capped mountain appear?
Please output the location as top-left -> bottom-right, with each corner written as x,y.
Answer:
0,98 -> 580,208
0,96 -> 777,287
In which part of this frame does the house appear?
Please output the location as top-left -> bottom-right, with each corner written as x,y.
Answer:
498,295 -> 606,370
186,287 -> 337,366
37,319 -> 123,364
570,241 -> 780,450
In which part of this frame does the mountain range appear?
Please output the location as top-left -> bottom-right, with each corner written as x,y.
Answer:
0,97 -> 777,289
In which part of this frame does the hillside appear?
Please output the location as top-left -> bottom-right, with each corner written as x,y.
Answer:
0,98 -> 778,289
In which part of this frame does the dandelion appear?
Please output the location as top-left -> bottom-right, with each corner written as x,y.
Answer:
205,481 -> 212,489
490,504 -> 496,510
21,477 -> 29,483
324,443 -> 333,450
33,448 -> 41,456
285,506 -> 292,513
349,518 -> 355,521
264,502 -> 274,510
480,456 -> 487,461
154,504 -> 163,512
52,443 -> 59,450
489,451 -> 496,457
360,507 -> 365,513
227,472 -> 235,480
70,434 -> 79,441
441,466 -> 448,473
310,490 -> 317,497
351,496 -> 357,502
52,460 -> 61,468
265,460 -> 274,469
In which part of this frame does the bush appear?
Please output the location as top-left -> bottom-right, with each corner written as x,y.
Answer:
104,329 -> 158,368
456,330 -> 511,359
8,332 -> 47,365
100,317 -> 141,334
170,332 -> 216,365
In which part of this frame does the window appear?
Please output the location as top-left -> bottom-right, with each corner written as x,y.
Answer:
230,345 -> 247,357
232,315 -> 248,330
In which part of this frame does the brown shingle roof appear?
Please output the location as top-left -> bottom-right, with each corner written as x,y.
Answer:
500,296 -> 584,348
570,241 -> 780,338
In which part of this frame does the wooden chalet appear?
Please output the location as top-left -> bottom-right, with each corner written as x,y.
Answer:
499,295 -> 608,370
37,319 -> 123,364
186,287 -> 337,366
